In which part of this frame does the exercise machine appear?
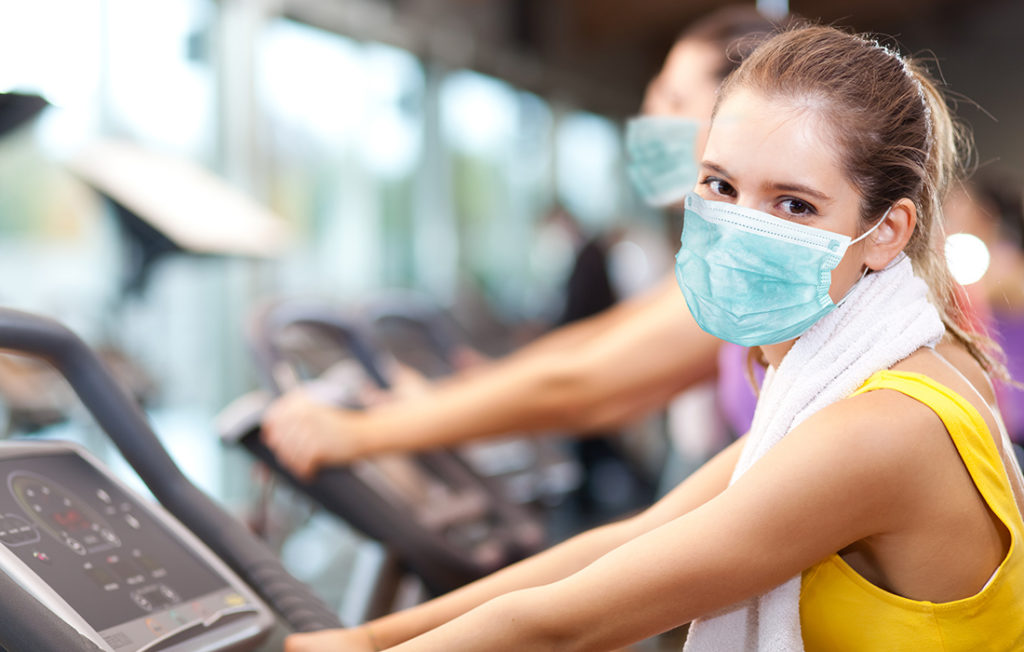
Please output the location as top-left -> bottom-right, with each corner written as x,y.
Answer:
218,299 -> 546,600
0,307 -> 342,651
365,291 -> 582,506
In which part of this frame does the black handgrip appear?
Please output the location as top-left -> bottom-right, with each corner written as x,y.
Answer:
365,291 -> 462,363
249,301 -> 390,393
242,299 -> 543,592
241,431 -> 494,594
0,308 -> 342,632
0,568 -> 105,651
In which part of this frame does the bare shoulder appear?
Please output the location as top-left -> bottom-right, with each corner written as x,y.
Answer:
890,343 -> 1003,446
733,386 -> 948,506
691,384 -> 950,564
791,384 -> 947,470
931,337 -> 997,404
776,349 -> 996,507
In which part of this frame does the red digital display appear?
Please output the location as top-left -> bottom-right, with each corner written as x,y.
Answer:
52,509 -> 90,532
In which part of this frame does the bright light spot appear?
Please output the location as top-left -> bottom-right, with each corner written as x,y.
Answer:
260,20 -> 365,148
356,44 -> 424,178
608,239 -> 650,297
359,107 -> 421,178
104,0 -> 213,154
556,112 -> 621,229
0,0 -> 102,105
440,70 -> 518,155
945,232 -> 990,286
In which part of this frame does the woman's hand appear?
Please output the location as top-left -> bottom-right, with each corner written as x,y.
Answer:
360,362 -> 431,406
284,627 -> 377,652
261,390 -> 366,480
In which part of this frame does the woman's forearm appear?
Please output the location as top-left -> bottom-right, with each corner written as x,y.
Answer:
364,437 -> 743,649
355,285 -> 719,457
364,518 -> 637,648
355,351 -> 597,455
516,279 -> 674,357
383,591 -> 566,652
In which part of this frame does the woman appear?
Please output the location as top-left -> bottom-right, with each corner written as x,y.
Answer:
260,6 -> 779,480
285,25 -> 1024,651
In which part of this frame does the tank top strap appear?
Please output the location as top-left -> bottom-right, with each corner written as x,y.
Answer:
851,370 -> 1023,534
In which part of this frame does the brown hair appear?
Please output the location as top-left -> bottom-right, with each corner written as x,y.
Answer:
677,6 -> 784,81
719,25 -> 1006,379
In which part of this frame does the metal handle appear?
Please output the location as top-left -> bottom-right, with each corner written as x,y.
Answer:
365,291 -> 462,363
242,300 -> 539,593
0,308 -> 341,633
248,300 -> 391,394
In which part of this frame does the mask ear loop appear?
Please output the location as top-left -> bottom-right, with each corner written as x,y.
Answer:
836,205 -> 894,306
850,205 -> 892,246
851,204 -> 894,273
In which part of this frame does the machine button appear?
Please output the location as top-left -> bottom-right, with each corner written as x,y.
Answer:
144,617 -> 166,635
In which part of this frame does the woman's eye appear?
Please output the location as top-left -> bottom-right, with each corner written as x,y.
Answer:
701,177 -> 736,198
780,198 -> 816,216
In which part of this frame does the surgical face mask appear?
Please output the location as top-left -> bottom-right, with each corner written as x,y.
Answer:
675,192 -> 888,347
625,115 -> 700,207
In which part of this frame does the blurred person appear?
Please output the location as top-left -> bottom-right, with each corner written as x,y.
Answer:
541,202 -> 642,517
527,202 -> 618,326
944,175 -> 1024,443
285,25 -> 1024,652
262,6 -> 780,481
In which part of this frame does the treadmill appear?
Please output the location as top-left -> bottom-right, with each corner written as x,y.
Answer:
364,290 -> 582,506
218,298 -> 546,600
0,307 -> 341,651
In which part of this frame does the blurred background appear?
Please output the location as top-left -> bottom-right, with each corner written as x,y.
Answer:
0,0 -> 1021,619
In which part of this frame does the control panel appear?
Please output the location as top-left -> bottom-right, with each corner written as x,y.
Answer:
0,445 -> 272,651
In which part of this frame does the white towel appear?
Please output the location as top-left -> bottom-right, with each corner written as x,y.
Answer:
683,254 -> 945,652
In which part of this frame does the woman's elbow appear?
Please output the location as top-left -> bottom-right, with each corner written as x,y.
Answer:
535,355 -> 646,429
492,589 -> 589,652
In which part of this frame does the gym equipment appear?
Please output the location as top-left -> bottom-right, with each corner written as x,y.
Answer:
365,291 -> 582,505
364,291 -> 469,377
0,308 -> 341,651
368,291 -> 659,530
0,92 -> 48,139
218,299 -> 546,597
69,140 -> 291,295
0,441 -> 274,652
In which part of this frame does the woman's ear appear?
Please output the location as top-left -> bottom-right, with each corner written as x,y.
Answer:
864,198 -> 916,270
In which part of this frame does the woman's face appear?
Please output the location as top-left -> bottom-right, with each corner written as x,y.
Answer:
642,39 -> 721,156
696,88 -> 872,303
642,39 -> 721,120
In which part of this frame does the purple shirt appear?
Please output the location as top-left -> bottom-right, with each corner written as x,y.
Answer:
993,312 -> 1024,443
714,310 -> 1024,444
716,342 -> 762,437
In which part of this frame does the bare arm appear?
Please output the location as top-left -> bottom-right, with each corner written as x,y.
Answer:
516,276 -> 683,355
376,397 -> 922,651
263,278 -> 722,477
282,436 -> 745,652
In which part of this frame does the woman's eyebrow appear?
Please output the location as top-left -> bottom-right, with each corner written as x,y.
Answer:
766,181 -> 833,202
701,161 -> 733,178
703,160 -> 833,203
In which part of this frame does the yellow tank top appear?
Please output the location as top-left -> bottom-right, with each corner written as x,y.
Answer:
800,370 -> 1024,651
